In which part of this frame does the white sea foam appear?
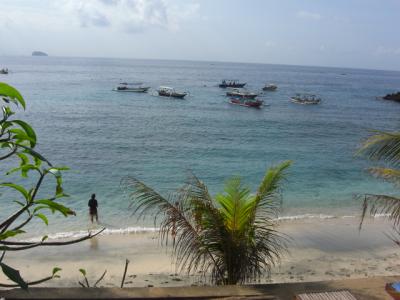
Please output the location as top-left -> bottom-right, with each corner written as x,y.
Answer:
276,214 -> 336,221
24,226 -> 160,242
22,213 -> 392,242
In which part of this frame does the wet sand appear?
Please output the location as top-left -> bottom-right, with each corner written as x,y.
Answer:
1,217 -> 399,288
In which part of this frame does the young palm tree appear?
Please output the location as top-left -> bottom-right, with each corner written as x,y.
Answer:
121,161 -> 291,285
358,131 -> 400,237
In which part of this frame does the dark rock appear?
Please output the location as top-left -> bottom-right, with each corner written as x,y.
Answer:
383,92 -> 400,102
32,51 -> 48,56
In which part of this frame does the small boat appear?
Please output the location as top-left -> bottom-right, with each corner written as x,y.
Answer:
263,84 -> 277,91
290,94 -> 321,105
157,86 -> 187,99
229,98 -> 263,108
0,68 -> 9,75
219,80 -> 246,88
113,82 -> 150,92
226,88 -> 258,99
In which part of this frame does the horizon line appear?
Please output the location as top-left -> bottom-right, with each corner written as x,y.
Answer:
1,54 -> 400,73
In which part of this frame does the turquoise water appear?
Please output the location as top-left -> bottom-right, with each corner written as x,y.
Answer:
1,56 -> 400,235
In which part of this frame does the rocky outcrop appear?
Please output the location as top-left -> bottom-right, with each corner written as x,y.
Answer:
383,92 -> 400,102
32,51 -> 48,56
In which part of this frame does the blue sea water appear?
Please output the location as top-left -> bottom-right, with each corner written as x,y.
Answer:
1,56 -> 400,235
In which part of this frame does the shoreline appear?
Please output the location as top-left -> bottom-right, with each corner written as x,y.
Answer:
1,217 -> 399,288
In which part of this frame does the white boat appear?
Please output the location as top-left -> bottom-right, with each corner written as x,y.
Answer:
113,82 -> 150,92
157,86 -> 187,98
263,84 -> 277,91
290,94 -> 321,105
226,88 -> 258,99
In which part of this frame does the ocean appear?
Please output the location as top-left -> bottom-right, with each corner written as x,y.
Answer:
1,56 -> 400,237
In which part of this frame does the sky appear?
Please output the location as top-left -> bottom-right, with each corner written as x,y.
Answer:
0,0 -> 400,71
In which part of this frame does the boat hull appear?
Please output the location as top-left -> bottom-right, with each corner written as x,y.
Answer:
219,83 -> 246,88
226,92 -> 257,99
158,91 -> 187,98
263,86 -> 277,91
229,98 -> 263,108
113,87 -> 150,92
290,97 -> 320,105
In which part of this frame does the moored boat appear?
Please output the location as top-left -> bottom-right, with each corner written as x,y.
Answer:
263,84 -> 277,91
157,86 -> 187,98
219,79 -> 246,88
229,98 -> 263,108
0,68 -> 9,75
226,88 -> 258,99
290,94 -> 321,105
113,82 -> 150,92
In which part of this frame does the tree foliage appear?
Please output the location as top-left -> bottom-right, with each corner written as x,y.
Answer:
122,161 -> 291,285
358,130 -> 400,241
0,82 -> 103,289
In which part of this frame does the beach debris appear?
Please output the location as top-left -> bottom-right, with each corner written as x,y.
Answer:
77,268 -> 107,288
120,259 -> 130,288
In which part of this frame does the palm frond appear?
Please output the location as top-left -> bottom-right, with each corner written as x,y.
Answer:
122,167 -> 290,285
215,177 -> 253,233
359,193 -> 400,229
384,227 -> 400,247
252,160 -> 292,221
368,167 -> 400,186
122,176 -> 226,283
357,131 -> 400,166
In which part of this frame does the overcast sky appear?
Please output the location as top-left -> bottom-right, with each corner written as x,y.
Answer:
1,0 -> 400,71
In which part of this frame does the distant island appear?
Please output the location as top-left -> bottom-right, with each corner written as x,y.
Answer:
32,51 -> 48,56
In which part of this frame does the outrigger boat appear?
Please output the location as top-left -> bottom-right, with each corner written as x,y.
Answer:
219,79 -> 246,88
157,86 -> 187,99
226,88 -> 258,99
113,82 -> 150,92
263,83 -> 277,91
290,94 -> 321,105
229,98 -> 263,108
0,68 -> 9,75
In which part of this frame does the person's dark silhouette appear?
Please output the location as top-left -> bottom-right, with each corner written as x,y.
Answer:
88,194 -> 98,223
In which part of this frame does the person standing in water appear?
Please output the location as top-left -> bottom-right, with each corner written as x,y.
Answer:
88,194 -> 98,223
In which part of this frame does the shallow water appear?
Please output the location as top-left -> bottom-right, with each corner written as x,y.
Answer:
1,56 -> 400,235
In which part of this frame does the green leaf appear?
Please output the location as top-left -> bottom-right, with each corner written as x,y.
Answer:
13,200 -> 25,207
12,120 -> 36,147
0,229 -> 25,241
79,269 -> 86,276
41,235 -> 48,242
47,168 -> 62,178
0,262 -> 28,290
34,199 -> 75,217
0,83 -> 26,109
52,267 -> 62,275
0,183 -> 29,201
6,165 -> 40,177
9,128 -> 36,146
21,147 -> 50,166
34,213 -> 49,225
17,153 -> 29,166
34,155 -> 42,168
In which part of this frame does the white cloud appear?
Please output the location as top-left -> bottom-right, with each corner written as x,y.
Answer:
297,10 -> 322,21
375,46 -> 400,56
62,0 -> 199,33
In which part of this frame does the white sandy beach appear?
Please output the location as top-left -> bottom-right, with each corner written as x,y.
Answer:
1,217 -> 399,288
